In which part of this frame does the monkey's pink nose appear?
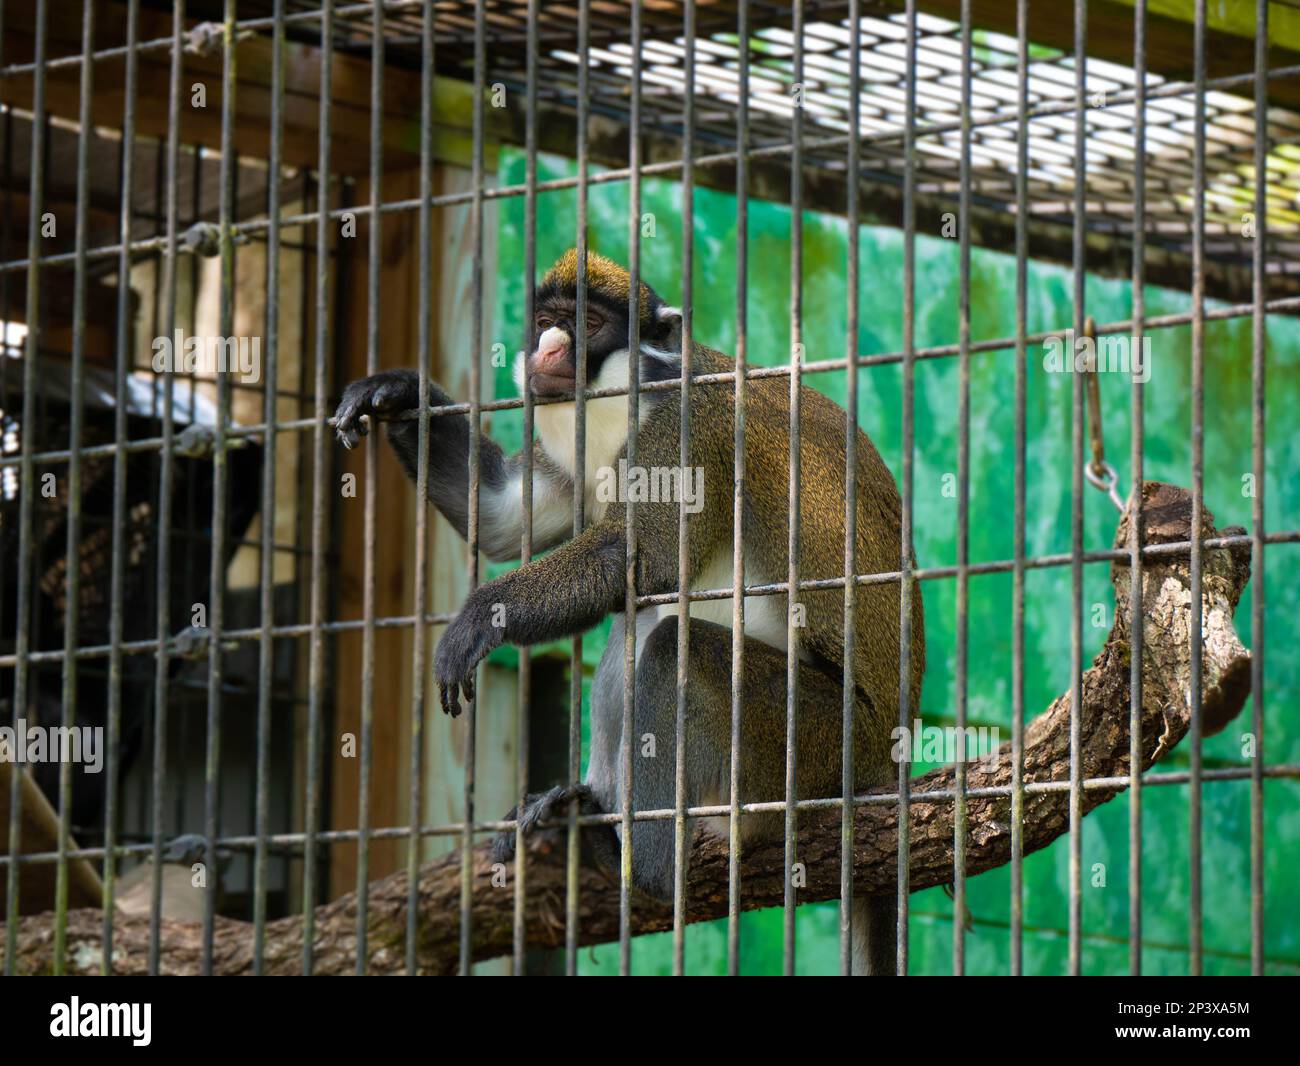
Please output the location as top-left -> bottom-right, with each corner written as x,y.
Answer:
533,326 -> 570,373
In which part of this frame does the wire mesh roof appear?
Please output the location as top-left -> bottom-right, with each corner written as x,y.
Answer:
154,1 -> 1300,279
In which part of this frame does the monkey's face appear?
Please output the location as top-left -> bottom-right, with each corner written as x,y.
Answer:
527,293 -> 630,398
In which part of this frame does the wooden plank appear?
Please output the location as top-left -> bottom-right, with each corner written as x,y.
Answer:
0,761 -> 103,916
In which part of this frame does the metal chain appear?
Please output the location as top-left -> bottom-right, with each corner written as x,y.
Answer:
1082,315 -> 1126,512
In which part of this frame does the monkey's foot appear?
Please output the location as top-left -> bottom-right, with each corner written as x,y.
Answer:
332,369 -> 422,449
492,784 -> 618,873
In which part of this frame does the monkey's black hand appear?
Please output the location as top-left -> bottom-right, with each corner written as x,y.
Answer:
434,590 -> 505,716
332,369 -> 424,449
492,784 -> 617,874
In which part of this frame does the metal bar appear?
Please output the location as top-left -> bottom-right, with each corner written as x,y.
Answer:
727,0 -> 750,980
1068,0 -> 1088,978
52,0 -> 95,976
357,0 -> 384,975
6,761 -> 1297,873
409,0 -> 435,979
952,0 -> 973,978
1188,0 -> 1207,978
202,0 -> 237,976
302,0 -> 334,977
511,0 -> 538,977
101,0 -> 140,974
459,0 -> 486,976
565,0 -> 591,979
1249,0 -> 1269,979
783,0 -> 804,979
620,0 -> 644,978
1128,0 -> 1148,979
897,0 -> 918,977
672,0 -> 696,977
3,521 -> 1294,667
0,1 -> 25,965
1010,0 -> 1029,979
840,0 -> 861,979
252,0 -> 287,975
3,286 -> 1296,481
147,0 -> 184,977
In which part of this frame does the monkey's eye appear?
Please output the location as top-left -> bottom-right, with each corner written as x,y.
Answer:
586,312 -> 604,334
535,313 -> 554,332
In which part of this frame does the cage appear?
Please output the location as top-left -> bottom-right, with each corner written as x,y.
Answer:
0,0 -> 1295,978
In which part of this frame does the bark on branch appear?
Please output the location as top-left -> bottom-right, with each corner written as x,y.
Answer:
0,482 -> 1253,975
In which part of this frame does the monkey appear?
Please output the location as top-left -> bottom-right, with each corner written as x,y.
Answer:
333,248 -> 924,975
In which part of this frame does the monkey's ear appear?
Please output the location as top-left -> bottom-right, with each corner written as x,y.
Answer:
654,304 -> 683,353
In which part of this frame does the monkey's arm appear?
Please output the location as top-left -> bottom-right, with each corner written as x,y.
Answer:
433,520 -> 626,713
434,488 -> 723,715
334,369 -> 574,561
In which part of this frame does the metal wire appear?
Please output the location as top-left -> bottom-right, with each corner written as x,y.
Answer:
1128,0 -> 1149,979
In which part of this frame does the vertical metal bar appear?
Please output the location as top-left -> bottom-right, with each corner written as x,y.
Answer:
460,0 -> 486,976
566,0 -> 591,978
727,0 -> 750,980
952,0 -> 973,979
1249,0 -> 1268,979
897,0 -> 918,978
253,0 -> 287,975
1188,0 -> 1207,978
672,0 -> 696,978
303,0 -> 333,976
2,0 -> 43,976
782,0 -> 804,979
148,0 -> 185,977
840,0 -> 861,979
53,0 -> 94,976
1068,0 -> 1088,978
512,0 -> 538,977
102,0 -> 141,974
1010,0 -> 1028,979
203,0 -> 237,975
177,143 -> 201,837
357,0 -> 383,975
620,0 -> 644,978
409,0 -> 435,978
1128,0 -> 1148,979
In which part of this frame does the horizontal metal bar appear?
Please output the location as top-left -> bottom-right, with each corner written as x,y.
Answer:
0,525 -> 1294,672
0,0 -> 427,78
4,290 -> 1299,475
5,763 -> 1296,870
1,524 -> 1294,672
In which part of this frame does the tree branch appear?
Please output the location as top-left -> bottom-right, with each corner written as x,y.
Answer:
0,482 -> 1253,974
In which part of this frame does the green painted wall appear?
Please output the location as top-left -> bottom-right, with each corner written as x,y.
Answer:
485,147 -> 1299,975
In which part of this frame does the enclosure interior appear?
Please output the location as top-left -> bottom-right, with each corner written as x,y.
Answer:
0,0 -> 1297,975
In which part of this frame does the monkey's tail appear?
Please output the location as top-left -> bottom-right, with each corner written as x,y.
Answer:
851,894 -> 898,976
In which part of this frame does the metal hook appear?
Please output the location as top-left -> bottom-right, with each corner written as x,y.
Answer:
1085,459 -> 1125,514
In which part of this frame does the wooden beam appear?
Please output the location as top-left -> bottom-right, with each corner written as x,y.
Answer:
0,1 -> 488,176
908,0 -> 1300,110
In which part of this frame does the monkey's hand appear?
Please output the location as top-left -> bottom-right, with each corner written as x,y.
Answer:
333,369 -> 433,449
492,784 -> 618,874
434,589 -> 505,716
